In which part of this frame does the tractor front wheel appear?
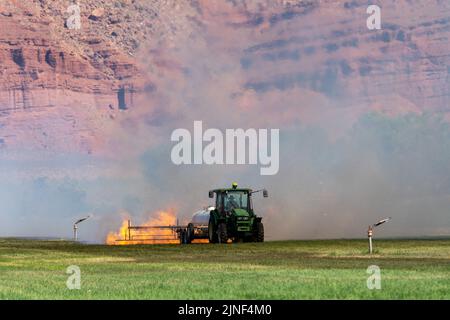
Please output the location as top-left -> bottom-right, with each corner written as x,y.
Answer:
218,223 -> 228,244
256,222 -> 264,242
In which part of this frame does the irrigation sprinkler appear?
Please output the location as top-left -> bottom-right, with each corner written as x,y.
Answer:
73,216 -> 90,241
368,217 -> 391,254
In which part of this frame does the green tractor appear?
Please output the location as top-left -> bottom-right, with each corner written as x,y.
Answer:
207,183 -> 267,243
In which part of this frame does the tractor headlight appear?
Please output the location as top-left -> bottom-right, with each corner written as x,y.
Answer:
237,217 -> 249,221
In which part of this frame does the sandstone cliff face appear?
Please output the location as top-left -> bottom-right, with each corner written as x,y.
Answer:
0,0 -> 147,153
0,0 -> 449,154
222,0 -> 450,115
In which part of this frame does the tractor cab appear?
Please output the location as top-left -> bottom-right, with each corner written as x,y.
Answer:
216,189 -> 250,214
208,183 -> 267,243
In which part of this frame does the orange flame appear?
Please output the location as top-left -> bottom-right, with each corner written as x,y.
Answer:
106,210 -> 180,245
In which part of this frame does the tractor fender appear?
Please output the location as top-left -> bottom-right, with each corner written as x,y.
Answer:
209,210 -> 217,224
209,210 -> 226,224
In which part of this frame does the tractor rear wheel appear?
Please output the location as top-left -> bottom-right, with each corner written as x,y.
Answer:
256,222 -> 264,242
218,223 -> 228,244
208,218 -> 218,243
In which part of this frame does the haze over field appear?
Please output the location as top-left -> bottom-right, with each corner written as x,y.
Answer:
1,0 -> 450,242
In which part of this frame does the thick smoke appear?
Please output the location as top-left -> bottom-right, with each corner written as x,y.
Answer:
1,1 -> 450,242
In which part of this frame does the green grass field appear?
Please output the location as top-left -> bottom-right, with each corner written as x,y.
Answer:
0,238 -> 449,299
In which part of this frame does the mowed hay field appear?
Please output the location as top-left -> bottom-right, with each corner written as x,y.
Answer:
0,238 -> 449,299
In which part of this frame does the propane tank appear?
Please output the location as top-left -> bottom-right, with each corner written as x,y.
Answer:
190,206 -> 215,226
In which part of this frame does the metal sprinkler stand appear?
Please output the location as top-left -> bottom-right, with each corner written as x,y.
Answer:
73,223 -> 78,241
368,217 -> 391,254
368,225 -> 373,254
73,216 -> 91,241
